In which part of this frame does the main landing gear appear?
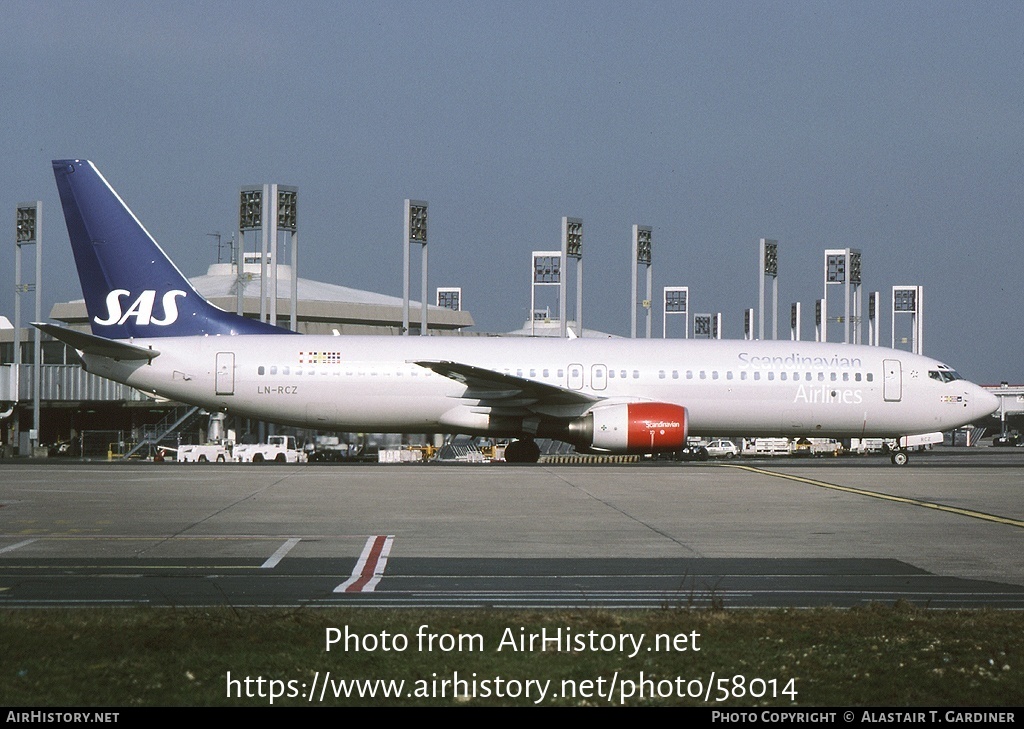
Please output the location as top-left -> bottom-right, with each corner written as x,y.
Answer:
504,439 -> 541,463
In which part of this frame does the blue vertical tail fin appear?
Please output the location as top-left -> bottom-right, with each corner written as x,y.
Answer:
52,159 -> 290,338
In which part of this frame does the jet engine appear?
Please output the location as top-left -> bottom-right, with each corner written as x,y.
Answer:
566,402 -> 688,454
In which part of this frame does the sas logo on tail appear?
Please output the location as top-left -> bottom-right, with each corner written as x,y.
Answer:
94,289 -> 187,327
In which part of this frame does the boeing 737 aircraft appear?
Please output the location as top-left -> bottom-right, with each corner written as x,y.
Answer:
40,159 -> 999,464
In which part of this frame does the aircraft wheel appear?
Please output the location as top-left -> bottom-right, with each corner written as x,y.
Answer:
505,439 -> 540,463
891,450 -> 909,466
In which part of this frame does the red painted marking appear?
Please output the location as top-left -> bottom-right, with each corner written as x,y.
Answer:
344,534 -> 388,593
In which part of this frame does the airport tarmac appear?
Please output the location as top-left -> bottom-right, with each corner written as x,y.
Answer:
1,449 -> 1022,609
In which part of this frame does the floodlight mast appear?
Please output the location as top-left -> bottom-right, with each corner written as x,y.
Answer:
238,187 -> 262,318
403,200 -> 428,336
757,239 -> 778,340
662,286 -> 688,339
559,217 -> 583,338
822,248 -> 862,343
868,291 -> 880,346
694,313 -> 721,339
14,202 -> 42,455
631,225 -> 653,338
531,251 -> 562,336
892,285 -> 924,354
790,302 -> 801,341
436,287 -> 462,311
276,187 -> 298,332
239,185 -> 297,331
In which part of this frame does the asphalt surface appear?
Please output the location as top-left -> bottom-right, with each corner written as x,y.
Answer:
1,448 -> 1022,608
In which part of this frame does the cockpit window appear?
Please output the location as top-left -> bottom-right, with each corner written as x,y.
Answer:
929,369 -> 963,383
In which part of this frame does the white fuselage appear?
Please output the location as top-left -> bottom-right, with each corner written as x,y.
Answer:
81,335 -> 997,440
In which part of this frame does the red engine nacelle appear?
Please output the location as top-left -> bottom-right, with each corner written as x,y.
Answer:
568,402 -> 688,453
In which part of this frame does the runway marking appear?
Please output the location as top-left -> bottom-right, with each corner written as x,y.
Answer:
261,538 -> 301,569
0,539 -> 38,554
335,535 -> 394,593
726,464 -> 1024,529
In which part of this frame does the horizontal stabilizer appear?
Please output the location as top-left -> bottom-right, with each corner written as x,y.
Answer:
33,323 -> 160,361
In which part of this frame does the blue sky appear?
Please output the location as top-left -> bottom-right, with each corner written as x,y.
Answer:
2,1 -> 1021,382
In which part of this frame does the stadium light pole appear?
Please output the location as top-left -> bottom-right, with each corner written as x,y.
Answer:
758,239 -> 778,339
15,202 -> 42,454
560,217 -> 582,338
892,285 -> 924,354
823,248 -> 862,343
662,287 -> 688,339
531,251 -> 562,336
403,200 -> 428,336
631,225 -> 652,338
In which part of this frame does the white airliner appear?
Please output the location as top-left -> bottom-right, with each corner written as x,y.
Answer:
39,159 -> 998,464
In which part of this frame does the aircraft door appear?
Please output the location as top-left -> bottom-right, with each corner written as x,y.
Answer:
591,364 -> 607,390
883,359 -> 901,402
216,352 -> 235,396
567,363 -> 584,390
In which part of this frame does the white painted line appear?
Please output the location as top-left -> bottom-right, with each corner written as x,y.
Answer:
0,539 -> 38,555
335,535 -> 395,593
260,537 -> 301,569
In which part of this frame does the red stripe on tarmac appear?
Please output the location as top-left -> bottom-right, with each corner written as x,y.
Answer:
344,535 -> 388,593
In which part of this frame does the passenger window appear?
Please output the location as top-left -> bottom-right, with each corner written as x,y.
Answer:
258,366 -> 265,375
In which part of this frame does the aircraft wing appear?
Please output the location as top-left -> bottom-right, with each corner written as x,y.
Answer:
413,360 -> 598,406
33,323 -> 160,361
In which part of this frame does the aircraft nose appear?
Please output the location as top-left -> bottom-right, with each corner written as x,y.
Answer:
972,385 -> 1000,420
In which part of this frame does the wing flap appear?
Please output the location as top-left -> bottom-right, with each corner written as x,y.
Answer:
413,360 -> 597,406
